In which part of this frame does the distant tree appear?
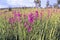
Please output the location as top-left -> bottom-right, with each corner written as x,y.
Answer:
46,0 -> 49,8
49,5 -> 52,8
8,7 -> 12,11
57,0 -> 60,4
57,0 -> 60,8
53,3 -> 58,8
34,0 -> 41,8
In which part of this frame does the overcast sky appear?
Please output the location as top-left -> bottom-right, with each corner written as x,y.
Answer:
0,0 -> 57,8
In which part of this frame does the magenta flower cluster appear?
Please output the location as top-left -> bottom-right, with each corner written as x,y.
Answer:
8,10 -> 51,32
9,11 -> 22,24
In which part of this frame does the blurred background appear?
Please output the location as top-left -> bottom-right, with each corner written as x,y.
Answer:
0,0 -> 60,8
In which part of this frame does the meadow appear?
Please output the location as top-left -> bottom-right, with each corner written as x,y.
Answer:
0,8 -> 60,40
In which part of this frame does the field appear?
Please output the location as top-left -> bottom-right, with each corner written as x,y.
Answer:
0,8 -> 60,40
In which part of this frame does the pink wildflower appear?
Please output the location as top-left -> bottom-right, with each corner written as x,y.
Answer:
35,10 -> 39,18
27,26 -> 32,32
9,17 -> 16,24
28,13 -> 34,23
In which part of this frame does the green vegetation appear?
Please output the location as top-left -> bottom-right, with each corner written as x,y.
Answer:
0,8 -> 60,40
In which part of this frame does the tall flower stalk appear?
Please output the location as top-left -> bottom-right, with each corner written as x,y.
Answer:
40,12 -> 43,21
9,17 -> 16,24
28,13 -> 34,24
